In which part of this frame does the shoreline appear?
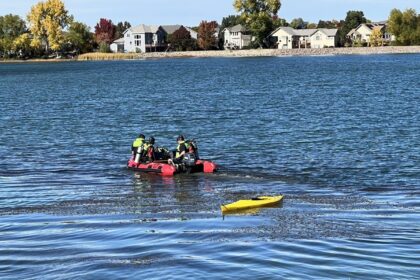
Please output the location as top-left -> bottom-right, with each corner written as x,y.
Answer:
77,46 -> 420,60
1,46 -> 419,63
0,58 -> 76,63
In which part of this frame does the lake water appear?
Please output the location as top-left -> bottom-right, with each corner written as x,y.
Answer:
0,55 -> 419,279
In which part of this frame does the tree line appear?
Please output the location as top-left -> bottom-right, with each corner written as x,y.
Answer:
230,0 -> 419,47
0,0 -> 419,59
0,0 -> 221,58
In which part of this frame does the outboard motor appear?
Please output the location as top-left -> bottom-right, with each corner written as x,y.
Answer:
182,153 -> 197,167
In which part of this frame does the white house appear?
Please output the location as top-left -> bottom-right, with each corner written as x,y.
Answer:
270,27 -> 317,49
122,24 -> 167,53
347,22 -> 394,46
310,29 -> 338,48
111,24 -> 199,53
110,37 -> 124,53
349,23 -> 374,44
294,29 -> 318,48
270,27 -> 338,49
269,27 -> 294,49
223,24 -> 251,49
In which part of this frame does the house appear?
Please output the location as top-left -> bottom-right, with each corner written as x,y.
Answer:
294,29 -> 318,48
347,22 -> 394,46
347,28 -> 357,41
122,24 -> 167,53
223,24 -> 251,49
310,29 -> 338,48
112,24 -> 200,53
110,37 -> 124,53
161,25 -> 198,39
269,27 -> 294,49
270,27 -> 318,49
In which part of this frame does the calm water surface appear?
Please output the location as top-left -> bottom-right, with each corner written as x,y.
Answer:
0,55 -> 419,279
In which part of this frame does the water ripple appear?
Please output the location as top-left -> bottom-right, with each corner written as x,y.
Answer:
0,55 -> 419,279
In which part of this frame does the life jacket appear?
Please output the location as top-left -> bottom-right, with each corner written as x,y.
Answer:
140,142 -> 153,159
132,137 -> 145,148
176,141 -> 186,158
185,140 -> 197,153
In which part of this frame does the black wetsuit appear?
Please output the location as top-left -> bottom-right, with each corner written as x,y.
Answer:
173,142 -> 187,164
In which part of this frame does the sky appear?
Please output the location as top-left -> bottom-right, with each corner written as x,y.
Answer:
0,0 -> 419,29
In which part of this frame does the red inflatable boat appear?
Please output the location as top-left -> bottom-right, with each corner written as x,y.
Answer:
127,159 -> 217,176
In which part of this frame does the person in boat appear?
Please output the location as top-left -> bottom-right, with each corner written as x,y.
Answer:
169,135 -> 187,165
132,134 -> 145,163
142,136 -> 156,162
185,139 -> 198,159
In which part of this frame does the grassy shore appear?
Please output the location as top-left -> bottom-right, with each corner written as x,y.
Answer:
76,52 -> 142,61
76,46 -> 420,61
0,58 -> 75,63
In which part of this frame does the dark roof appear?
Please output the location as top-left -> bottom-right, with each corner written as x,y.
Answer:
161,25 -> 182,34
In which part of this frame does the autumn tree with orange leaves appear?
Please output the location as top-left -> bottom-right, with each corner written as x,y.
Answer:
198,21 -> 218,50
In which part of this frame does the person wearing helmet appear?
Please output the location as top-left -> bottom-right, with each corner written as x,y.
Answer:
169,135 -> 187,165
132,134 -> 145,162
142,136 -> 156,162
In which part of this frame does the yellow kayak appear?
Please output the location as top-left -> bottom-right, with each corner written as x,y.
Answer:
221,195 -> 284,213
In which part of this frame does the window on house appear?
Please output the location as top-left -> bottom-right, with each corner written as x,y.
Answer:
134,35 -> 141,46
316,36 -> 320,40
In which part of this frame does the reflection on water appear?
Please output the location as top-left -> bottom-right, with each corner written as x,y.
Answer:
221,201 -> 284,218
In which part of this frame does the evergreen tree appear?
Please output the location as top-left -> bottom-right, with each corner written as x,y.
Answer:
115,21 -> 131,39
338,10 -> 367,46
290,18 -> 308,29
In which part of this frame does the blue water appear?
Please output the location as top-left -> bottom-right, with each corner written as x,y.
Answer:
0,55 -> 419,279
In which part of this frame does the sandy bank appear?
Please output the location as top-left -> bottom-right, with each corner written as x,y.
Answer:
77,46 -> 420,61
1,46 -> 419,63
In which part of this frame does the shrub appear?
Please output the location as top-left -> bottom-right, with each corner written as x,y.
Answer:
98,42 -> 110,53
